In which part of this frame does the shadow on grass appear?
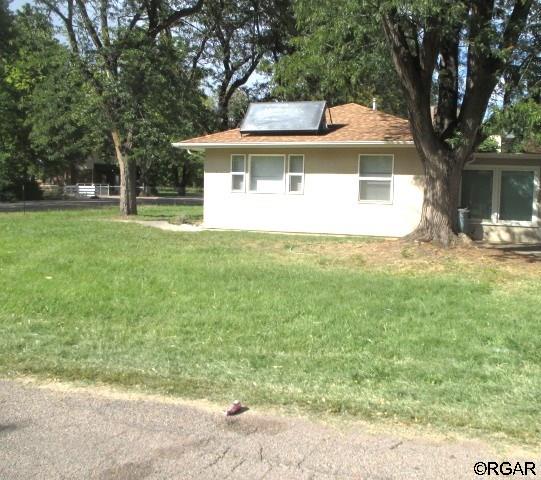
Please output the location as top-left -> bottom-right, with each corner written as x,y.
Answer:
479,243 -> 541,264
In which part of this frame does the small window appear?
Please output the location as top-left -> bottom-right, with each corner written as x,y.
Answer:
231,154 -> 245,192
358,155 -> 393,202
499,170 -> 534,221
249,155 -> 285,193
288,154 -> 304,194
461,170 -> 493,220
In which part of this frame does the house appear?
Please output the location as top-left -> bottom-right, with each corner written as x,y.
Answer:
174,101 -> 541,243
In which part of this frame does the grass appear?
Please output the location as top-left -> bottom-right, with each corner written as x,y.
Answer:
0,205 -> 540,444
155,186 -> 203,197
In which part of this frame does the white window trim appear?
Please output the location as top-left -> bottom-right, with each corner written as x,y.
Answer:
287,154 -> 305,195
462,164 -> 540,227
247,154 -> 287,194
230,154 -> 246,193
358,154 -> 394,204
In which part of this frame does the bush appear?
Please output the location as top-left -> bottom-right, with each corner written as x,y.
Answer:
0,179 -> 43,202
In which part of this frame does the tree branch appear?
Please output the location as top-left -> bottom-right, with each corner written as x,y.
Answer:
382,12 -> 438,151
434,27 -> 460,137
147,0 -> 204,38
100,0 -> 110,48
457,0 -> 533,156
40,0 -> 79,54
75,0 -> 103,50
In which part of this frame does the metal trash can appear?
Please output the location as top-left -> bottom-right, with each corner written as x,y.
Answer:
457,208 -> 470,234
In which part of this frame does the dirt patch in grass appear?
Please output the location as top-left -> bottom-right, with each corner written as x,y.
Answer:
242,236 -> 541,280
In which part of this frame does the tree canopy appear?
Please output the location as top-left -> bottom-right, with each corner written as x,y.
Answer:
277,0 -> 540,245
1,0 -> 539,239
273,0 -> 406,115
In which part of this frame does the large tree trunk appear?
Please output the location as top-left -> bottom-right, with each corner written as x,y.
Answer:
407,149 -> 465,247
178,156 -> 190,196
111,129 -> 137,216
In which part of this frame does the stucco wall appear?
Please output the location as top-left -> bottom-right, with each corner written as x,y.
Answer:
203,147 -> 424,237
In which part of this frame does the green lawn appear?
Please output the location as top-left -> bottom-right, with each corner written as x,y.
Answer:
0,205 -> 540,443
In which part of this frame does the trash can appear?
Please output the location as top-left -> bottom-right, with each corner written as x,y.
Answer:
457,208 -> 470,234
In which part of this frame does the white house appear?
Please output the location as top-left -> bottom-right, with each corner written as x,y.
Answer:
174,102 -> 541,243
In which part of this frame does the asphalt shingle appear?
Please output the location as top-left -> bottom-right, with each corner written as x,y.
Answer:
178,103 -> 413,145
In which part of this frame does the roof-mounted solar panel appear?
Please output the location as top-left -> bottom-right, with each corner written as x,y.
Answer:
240,101 -> 327,134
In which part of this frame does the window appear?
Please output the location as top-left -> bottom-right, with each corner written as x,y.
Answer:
461,170 -> 493,220
231,154 -> 245,192
249,155 -> 285,193
461,166 -> 539,224
500,171 -> 535,221
358,155 -> 393,202
288,154 -> 304,193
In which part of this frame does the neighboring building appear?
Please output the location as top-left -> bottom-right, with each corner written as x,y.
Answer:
174,102 -> 541,243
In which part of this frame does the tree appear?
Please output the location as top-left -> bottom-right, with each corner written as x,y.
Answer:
486,4 -> 541,153
98,28 -> 209,195
281,1 -> 538,245
499,2 -> 541,107
0,4 -> 68,200
28,61 -> 105,183
273,0 -> 406,115
39,0 -> 204,215
0,0 -> 11,53
187,0 -> 295,128
489,99 -> 541,152
378,1 -> 536,245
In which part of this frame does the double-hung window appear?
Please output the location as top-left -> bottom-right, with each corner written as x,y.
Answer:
358,155 -> 393,203
461,166 -> 539,225
249,154 -> 285,193
231,154 -> 246,192
287,154 -> 304,194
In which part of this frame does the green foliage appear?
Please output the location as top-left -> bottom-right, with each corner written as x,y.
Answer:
0,5 -> 96,198
188,0 -> 296,127
0,5 -> 42,200
227,89 -> 251,127
111,35 -> 210,190
273,0 -> 406,114
0,0 -> 12,54
476,136 -> 500,153
35,2 -> 213,195
488,100 -> 541,153
28,62 -> 104,181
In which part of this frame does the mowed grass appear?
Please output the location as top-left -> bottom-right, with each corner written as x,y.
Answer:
0,206 -> 540,443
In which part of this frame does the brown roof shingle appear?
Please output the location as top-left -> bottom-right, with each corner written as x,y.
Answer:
176,103 -> 413,146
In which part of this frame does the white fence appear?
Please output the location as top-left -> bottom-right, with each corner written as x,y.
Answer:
63,184 -> 110,197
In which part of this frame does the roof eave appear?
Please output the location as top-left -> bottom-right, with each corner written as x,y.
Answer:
473,152 -> 541,160
172,140 -> 415,151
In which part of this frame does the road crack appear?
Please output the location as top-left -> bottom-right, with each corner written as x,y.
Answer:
205,445 -> 231,469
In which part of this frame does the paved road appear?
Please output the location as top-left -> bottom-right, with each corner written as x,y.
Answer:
1,380 -> 535,479
0,196 -> 202,213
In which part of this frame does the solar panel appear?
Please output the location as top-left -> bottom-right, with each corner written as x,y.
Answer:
240,101 -> 327,134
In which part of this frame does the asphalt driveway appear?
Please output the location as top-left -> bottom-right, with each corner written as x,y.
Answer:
0,380 -> 535,479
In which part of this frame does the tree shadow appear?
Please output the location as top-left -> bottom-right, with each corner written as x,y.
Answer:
478,242 -> 541,264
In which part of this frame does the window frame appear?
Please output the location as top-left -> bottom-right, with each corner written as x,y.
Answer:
358,154 -> 394,204
462,164 -> 540,227
247,153 -> 287,194
460,169 -> 495,222
230,154 -> 246,193
287,154 -> 305,195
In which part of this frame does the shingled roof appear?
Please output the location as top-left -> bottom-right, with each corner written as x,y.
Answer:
174,103 -> 414,149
